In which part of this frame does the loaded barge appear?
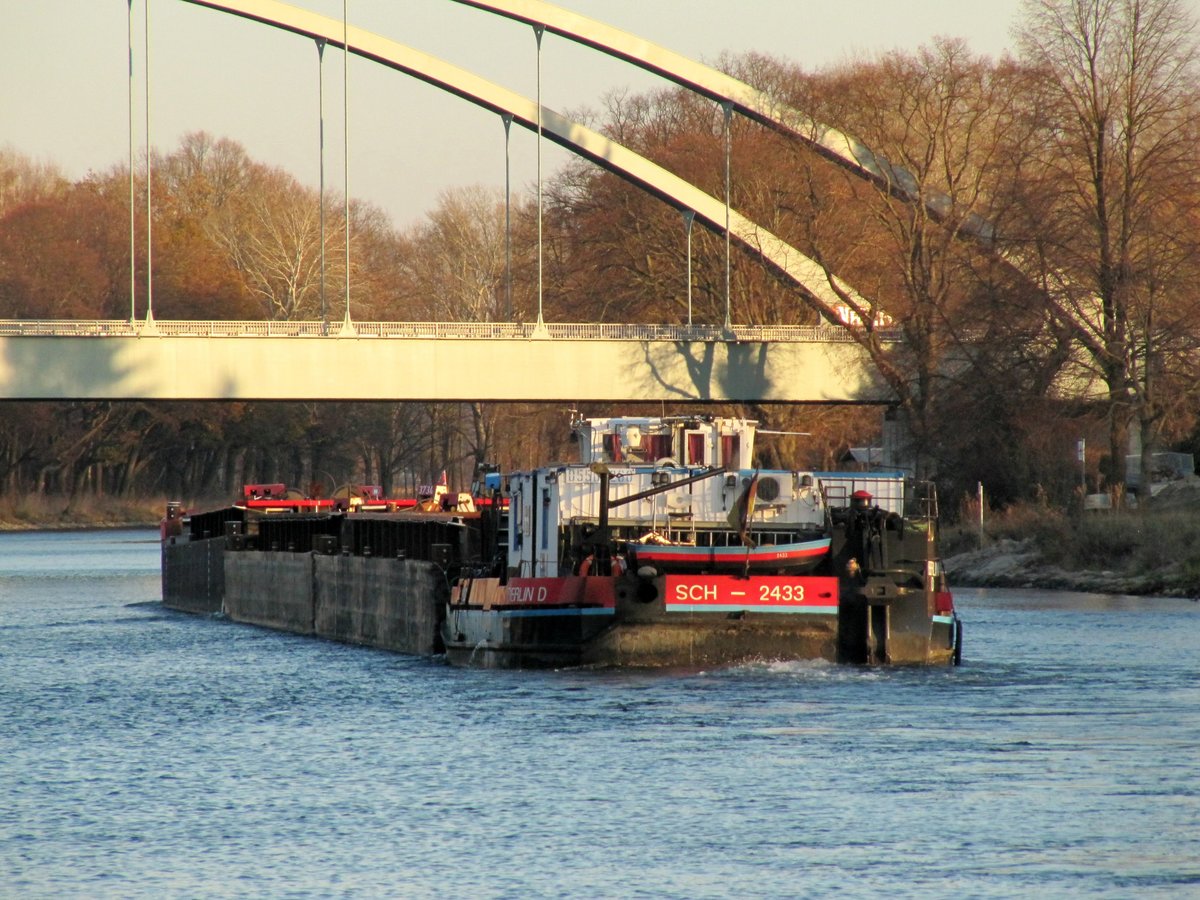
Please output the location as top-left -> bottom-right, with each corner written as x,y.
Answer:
162,414 -> 962,668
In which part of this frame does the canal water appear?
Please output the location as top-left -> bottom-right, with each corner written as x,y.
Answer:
1,529 -> 1197,898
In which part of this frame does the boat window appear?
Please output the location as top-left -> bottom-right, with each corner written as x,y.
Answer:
606,433 -> 623,462
644,434 -> 673,461
720,435 -> 740,467
687,432 -> 705,465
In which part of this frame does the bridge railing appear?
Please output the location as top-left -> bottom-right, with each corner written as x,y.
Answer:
0,320 -> 900,342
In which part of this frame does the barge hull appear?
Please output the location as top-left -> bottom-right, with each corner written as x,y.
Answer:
165,542 -> 447,656
162,536 -> 224,615
440,573 -> 952,669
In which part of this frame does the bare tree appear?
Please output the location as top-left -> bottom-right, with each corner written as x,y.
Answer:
398,185 -> 507,322
1014,0 -> 1200,491
779,41 -> 1036,477
0,147 -> 67,215
394,187 -> 522,480
206,166 -> 329,321
159,132 -> 253,221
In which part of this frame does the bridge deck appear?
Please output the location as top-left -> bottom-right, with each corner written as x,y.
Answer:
0,320 -> 887,341
0,322 -> 893,403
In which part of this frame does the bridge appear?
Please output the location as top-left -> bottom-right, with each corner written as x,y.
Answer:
0,321 -> 893,402
1,0 -> 909,405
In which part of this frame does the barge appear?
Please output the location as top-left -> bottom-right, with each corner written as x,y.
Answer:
161,414 -> 962,669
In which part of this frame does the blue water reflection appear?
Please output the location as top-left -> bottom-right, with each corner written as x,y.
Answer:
1,531 -> 1197,897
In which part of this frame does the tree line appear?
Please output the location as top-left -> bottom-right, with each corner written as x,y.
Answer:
1,0 -> 1198,512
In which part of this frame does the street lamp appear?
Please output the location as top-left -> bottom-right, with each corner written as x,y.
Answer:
533,24 -> 545,333
316,38 -> 328,334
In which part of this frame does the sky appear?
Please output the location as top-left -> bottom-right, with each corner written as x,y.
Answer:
2,0 -> 1026,230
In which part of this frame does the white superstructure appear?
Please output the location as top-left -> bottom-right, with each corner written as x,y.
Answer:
506,416 -> 830,577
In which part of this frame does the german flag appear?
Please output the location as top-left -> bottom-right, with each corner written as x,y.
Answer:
726,472 -> 759,548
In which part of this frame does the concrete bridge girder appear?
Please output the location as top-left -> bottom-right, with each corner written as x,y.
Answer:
0,336 -> 894,403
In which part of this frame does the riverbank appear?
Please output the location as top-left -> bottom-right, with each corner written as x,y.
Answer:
0,495 -> 167,531
943,482 -> 1200,599
944,537 -> 1200,598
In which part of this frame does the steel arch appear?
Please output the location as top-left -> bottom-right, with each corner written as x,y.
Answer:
452,0 -> 994,243
179,0 -> 866,311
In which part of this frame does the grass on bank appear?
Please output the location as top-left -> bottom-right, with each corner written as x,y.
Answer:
943,500 -> 1200,582
0,493 -> 171,530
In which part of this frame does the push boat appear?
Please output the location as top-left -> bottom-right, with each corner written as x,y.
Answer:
160,414 -> 962,670
442,414 -> 962,668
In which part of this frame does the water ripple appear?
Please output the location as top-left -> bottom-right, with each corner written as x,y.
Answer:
2,539 -> 1198,898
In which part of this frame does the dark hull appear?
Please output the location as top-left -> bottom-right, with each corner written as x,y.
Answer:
162,494 -> 962,670
443,617 -> 841,669
442,573 -> 957,669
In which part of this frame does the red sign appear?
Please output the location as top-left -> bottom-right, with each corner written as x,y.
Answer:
493,577 -> 616,609
665,575 -> 838,613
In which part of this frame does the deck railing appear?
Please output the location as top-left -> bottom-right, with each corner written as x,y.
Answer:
0,319 -> 901,342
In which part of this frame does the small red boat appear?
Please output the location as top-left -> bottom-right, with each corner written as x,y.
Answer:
626,534 -> 832,574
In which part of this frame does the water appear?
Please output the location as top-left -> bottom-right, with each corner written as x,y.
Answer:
2,530 -> 1198,898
